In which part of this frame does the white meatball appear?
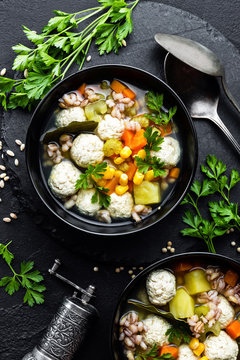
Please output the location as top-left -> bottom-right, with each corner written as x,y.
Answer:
48,160 -> 81,198
218,295 -> 235,329
143,315 -> 171,347
70,134 -> 104,168
97,114 -> 125,140
107,192 -> 133,219
178,344 -> 198,360
75,189 -> 101,216
151,136 -> 180,167
146,269 -> 176,305
204,331 -> 238,360
55,107 -> 86,127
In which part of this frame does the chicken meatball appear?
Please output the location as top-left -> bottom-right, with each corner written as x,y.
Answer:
70,134 -> 104,168
143,315 -> 171,347
48,160 -> 81,198
146,269 -> 176,305
97,114 -> 125,140
75,189 -> 101,216
55,107 -> 86,127
178,344 -> 198,360
151,136 -> 180,167
204,330 -> 238,360
218,295 -> 235,329
107,192 -> 133,219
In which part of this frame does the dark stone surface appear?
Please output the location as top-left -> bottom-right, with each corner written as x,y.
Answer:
0,1 -> 239,359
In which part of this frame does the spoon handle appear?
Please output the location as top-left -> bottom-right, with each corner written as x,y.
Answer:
221,75 -> 240,113
209,113 -> 240,155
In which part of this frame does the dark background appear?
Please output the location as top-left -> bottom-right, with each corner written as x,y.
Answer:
0,0 -> 240,359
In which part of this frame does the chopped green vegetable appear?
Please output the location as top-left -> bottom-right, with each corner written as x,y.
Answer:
184,269 -> 211,295
85,100 -> 107,122
0,242 -> 46,307
145,91 -> 177,127
136,344 -> 175,360
133,181 -> 160,205
194,305 -> 209,317
169,288 -> 195,319
165,324 -> 191,346
103,138 -> 122,156
132,115 -> 150,128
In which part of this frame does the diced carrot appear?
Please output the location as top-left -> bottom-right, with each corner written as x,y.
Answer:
110,79 -> 126,93
169,167 -> 180,179
77,83 -> 86,95
130,129 -> 147,150
175,262 -> 193,272
128,181 -> 133,193
131,147 -> 143,156
160,345 -> 178,359
104,176 -> 119,195
224,270 -> 239,288
226,320 -> 240,339
123,87 -> 136,100
121,130 -> 135,148
125,162 -> 137,181
109,153 -> 118,159
158,123 -> 172,136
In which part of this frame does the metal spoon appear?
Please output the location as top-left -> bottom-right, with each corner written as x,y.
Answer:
155,33 -> 240,113
164,53 -> 240,155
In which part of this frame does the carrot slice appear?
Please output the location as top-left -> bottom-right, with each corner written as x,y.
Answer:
121,130 -> 135,148
125,162 -> 137,181
104,176 -> 119,195
110,79 -> 126,93
158,123 -> 172,136
169,167 -> 180,179
77,83 -> 86,95
175,262 -> 192,272
160,345 -> 178,359
130,129 -> 147,150
128,181 -> 133,193
226,320 -> 240,339
123,87 -> 136,100
224,270 -> 239,288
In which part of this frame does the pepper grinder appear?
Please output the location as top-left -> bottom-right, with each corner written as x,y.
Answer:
22,259 -> 99,360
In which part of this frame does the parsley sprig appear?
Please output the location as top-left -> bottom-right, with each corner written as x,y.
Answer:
165,325 -> 191,346
181,155 -> 240,253
75,162 -> 111,208
136,344 -> 175,360
0,0 -> 139,111
135,127 -> 166,177
145,91 -> 177,127
0,242 -> 46,306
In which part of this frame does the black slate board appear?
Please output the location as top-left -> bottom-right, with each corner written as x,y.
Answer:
0,2 -> 240,359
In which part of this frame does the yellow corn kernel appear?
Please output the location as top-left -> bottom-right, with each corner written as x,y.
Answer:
189,338 -> 200,350
103,166 -> 115,180
115,185 -> 129,195
144,169 -> 155,182
119,173 -> 128,186
115,170 -> 123,178
193,343 -> 205,357
137,149 -> 146,160
120,146 -> 132,159
114,157 -> 125,165
118,162 -> 130,172
133,171 -> 144,185
97,179 -> 107,187
199,357 -> 209,360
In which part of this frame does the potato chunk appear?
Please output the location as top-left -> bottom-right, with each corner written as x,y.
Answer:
169,288 -> 194,319
133,181 -> 160,205
184,269 -> 211,295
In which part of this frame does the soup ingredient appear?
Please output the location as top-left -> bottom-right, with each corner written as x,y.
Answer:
169,288 -> 195,319
47,143 -> 63,164
193,342 -> 205,356
204,330 -> 238,360
122,129 -> 135,148
75,188 -> 101,216
218,296 -> 235,329
0,241 -> 45,307
97,114 -> 125,140
131,204 -> 152,223
134,181 -> 160,205
135,344 -> 175,360
70,133 -> 104,167
166,324 -> 191,346
130,129 -> 148,150
184,270 -> 211,295
181,155 -> 240,253
226,320 -> 240,339
169,167 -> 180,179
55,106 -> 86,127
107,192 -> 133,218
150,137 -> 180,168
194,305 -> 209,317
0,0 -> 140,111
103,139 -> 122,157
224,270 -> 239,288
178,344 -> 198,360
143,315 -> 171,347
85,100 -> 107,122
145,91 -> 177,128
96,209 -> 112,223
146,270 -> 176,306
160,345 -> 178,358
48,160 -> 81,198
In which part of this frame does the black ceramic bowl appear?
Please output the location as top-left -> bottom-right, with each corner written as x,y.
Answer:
111,252 -> 240,360
26,64 -> 198,235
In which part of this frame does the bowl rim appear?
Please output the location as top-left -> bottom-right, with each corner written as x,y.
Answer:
25,63 -> 198,236
110,251 -> 240,359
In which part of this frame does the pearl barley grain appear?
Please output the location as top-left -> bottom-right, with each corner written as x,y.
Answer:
7,150 -> 14,157
14,159 -> 19,166
0,165 -> 5,171
0,68 -> 6,76
0,180 -> 4,188
20,144 -> 25,151
10,213 -> 17,219
15,139 -> 22,146
3,217 -> 11,223
86,55 -> 91,62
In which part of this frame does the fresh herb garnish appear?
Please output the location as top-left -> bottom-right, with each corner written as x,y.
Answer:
166,325 -> 191,346
0,0 -> 139,111
145,91 -> 177,127
181,155 -> 240,253
0,242 -> 46,307
135,127 -> 166,177
75,162 -> 111,208
136,344 -> 175,360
